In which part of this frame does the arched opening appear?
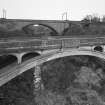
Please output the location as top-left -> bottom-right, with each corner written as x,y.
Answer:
0,55 -> 17,69
37,55 -> 105,105
94,46 -> 103,52
22,52 -> 40,62
23,24 -> 58,37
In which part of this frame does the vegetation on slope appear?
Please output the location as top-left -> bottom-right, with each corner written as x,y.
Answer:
36,56 -> 105,105
0,68 -> 36,105
64,15 -> 105,36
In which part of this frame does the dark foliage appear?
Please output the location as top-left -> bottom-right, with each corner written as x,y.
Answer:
40,56 -> 105,105
0,68 -> 36,105
41,56 -> 105,92
64,22 -> 105,36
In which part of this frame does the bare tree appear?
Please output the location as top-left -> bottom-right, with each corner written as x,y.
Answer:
82,14 -> 100,23
102,15 -> 105,22
82,15 -> 92,22
91,14 -> 100,22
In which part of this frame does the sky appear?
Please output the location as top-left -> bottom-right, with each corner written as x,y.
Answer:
0,0 -> 105,20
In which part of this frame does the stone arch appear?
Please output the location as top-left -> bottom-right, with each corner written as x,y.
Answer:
93,45 -> 104,52
22,52 -> 40,62
22,23 -> 58,36
1,49 -> 105,86
40,51 -> 105,99
40,49 -> 105,64
0,54 -> 17,69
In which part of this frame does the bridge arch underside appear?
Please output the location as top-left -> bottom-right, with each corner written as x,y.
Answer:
0,54 -> 17,69
40,49 -> 105,65
22,24 -> 58,36
22,52 -> 40,62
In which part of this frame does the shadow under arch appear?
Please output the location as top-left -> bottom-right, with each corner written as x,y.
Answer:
41,54 -> 105,96
0,54 -> 17,69
22,23 -> 58,36
22,52 -> 40,62
93,46 -> 104,52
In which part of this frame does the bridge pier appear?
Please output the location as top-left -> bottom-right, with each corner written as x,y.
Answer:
34,65 -> 43,91
13,53 -> 26,64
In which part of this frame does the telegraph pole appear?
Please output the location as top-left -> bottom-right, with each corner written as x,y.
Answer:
2,9 -> 6,19
62,12 -> 68,20
61,12 -> 68,35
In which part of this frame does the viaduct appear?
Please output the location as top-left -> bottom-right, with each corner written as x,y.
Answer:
0,18 -> 105,87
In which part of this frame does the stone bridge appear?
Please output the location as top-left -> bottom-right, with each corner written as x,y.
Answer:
0,18 -> 69,35
0,36 -> 105,86
0,18 -> 105,86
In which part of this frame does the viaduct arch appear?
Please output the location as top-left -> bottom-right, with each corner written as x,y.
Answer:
22,24 -> 58,35
39,49 -> 105,64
